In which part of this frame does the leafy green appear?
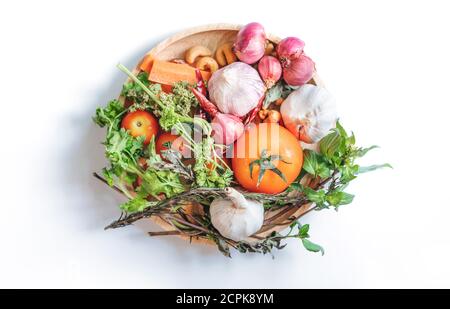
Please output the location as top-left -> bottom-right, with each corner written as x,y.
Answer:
302,186 -> 327,206
235,221 -> 323,257
121,72 -> 198,118
299,121 -> 391,210
263,80 -> 298,109
165,81 -> 199,116
192,136 -> 233,188
301,239 -> 324,255
121,72 -> 162,112
93,99 -> 125,128
358,163 -> 393,174
302,150 -> 332,178
104,128 -> 145,174
137,168 -> 184,198
95,64 -> 234,213
326,190 -> 354,207
116,64 -> 233,188
120,197 -> 152,213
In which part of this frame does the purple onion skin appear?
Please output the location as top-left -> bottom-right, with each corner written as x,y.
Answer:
277,37 -> 306,67
283,54 -> 316,86
234,22 -> 267,64
258,55 -> 282,88
211,113 -> 244,145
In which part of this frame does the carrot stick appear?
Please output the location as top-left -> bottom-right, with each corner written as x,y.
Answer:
139,54 -> 154,73
148,60 -> 211,85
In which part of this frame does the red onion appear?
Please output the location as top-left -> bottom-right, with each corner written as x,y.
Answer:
211,113 -> 245,145
283,54 -> 315,86
277,37 -> 305,67
258,56 -> 282,88
234,22 -> 266,64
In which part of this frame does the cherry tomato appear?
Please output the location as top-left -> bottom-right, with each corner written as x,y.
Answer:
232,123 -> 303,194
155,132 -> 189,157
121,110 -> 159,145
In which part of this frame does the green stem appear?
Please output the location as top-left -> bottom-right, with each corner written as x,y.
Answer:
117,63 -> 163,108
116,180 -> 134,199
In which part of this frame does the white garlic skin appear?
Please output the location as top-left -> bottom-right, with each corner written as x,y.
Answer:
280,84 -> 338,143
208,62 -> 266,117
210,187 -> 264,242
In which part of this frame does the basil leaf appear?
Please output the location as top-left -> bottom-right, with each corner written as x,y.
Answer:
358,163 -> 393,174
302,239 -> 325,255
355,145 -> 379,157
326,191 -> 355,206
299,224 -> 310,238
320,130 -> 342,158
303,150 -> 332,178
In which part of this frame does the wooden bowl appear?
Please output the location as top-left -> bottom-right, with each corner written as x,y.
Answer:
130,24 -> 323,245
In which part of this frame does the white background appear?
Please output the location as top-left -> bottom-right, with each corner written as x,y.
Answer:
1,0 -> 449,288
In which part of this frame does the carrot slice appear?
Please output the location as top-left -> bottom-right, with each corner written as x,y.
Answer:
148,60 -> 211,85
139,54 -> 154,73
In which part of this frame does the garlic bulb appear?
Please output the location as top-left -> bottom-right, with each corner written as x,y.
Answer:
208,62 -> 266,117
210,187 -> 264,242
280,84 -> 338,143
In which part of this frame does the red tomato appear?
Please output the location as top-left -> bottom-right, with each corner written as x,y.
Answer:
121,110 -> 159,145
232,123 -> 303,194
155,132 -> 189,157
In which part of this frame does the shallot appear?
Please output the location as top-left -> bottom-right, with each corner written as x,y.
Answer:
258,55 -> 282,88
234,22 -> 267,64
277,37 -> 305,66
283,54 -> 316,86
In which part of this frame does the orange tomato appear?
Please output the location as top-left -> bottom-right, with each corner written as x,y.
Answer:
232,123 -> 303,194
155,132 -> 189,157
121,110 -> 159,145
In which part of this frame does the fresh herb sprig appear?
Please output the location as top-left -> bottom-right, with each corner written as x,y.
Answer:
299,121 -> 392,211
